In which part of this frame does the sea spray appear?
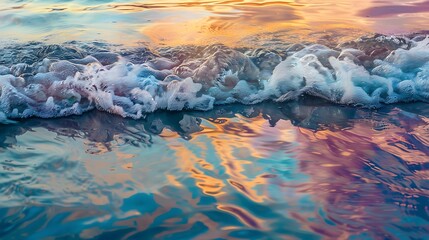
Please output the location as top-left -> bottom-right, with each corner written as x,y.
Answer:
1,34 -> 429,124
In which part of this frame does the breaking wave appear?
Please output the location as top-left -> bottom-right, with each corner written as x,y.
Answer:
1,34 -> 429,124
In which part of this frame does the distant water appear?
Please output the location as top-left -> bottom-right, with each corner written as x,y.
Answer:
1,100 -> 429,239
2,0 -> 429,239
2,0 -> 429,46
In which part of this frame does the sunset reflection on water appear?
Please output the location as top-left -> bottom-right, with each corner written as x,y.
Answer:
1,101 -> 429,239
2,0 -> 429,46
2,1 -> 429,239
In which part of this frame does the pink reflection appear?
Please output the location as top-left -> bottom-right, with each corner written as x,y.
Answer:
2,104 -> 429,238
359,1 -> 429,18
281,117 -> 429,238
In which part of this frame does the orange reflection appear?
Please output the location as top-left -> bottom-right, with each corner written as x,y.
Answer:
137,1 -> 363,47
4,0 -> 429,46
169,138 -> 225,196
217,204 -> 263,228
163,114 -> 298,205
3,104 -> 429,238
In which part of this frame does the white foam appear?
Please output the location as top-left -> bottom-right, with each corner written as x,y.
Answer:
260,37 -> 429,107
1,36 -> 429,123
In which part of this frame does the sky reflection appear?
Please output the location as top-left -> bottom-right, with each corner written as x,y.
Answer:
1,100 -> 429,239
2,0 -> 429,46
1,1 -> 429,239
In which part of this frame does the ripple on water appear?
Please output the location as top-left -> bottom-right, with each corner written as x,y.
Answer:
2,0 -> 429,46
0,101 -> 428,239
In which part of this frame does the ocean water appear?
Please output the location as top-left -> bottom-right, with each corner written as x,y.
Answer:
1,0 -> 429,239
1,101 -> 429,239
2,0 -> 429,46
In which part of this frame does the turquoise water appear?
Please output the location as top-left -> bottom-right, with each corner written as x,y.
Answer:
1,100 -> 429,239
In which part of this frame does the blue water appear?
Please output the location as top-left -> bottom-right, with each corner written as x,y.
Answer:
1,100 -> 429,239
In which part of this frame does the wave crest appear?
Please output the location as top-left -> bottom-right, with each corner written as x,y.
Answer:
1,34 -> 429,123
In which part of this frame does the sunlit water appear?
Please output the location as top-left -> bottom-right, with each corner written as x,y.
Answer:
1,100 -> 429,239
2,0 -> 429,46
2,0 -> 429,239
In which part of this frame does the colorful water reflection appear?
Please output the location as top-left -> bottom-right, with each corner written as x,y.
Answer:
1,100 -> 428,239
2,0 -> 429,46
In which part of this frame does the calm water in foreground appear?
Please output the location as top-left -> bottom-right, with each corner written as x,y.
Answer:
2,0 -> 429,239
1,100 -> 429,239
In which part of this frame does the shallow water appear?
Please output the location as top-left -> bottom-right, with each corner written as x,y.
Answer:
2,0 -> 429,47
1,100 -> 429,239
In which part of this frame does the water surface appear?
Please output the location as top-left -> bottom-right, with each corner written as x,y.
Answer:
1,100 -> 429,239
3,0 -> 429,46
2,1 -> 429,239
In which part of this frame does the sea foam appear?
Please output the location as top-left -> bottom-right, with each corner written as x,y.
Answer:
1,35 -> 429,123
